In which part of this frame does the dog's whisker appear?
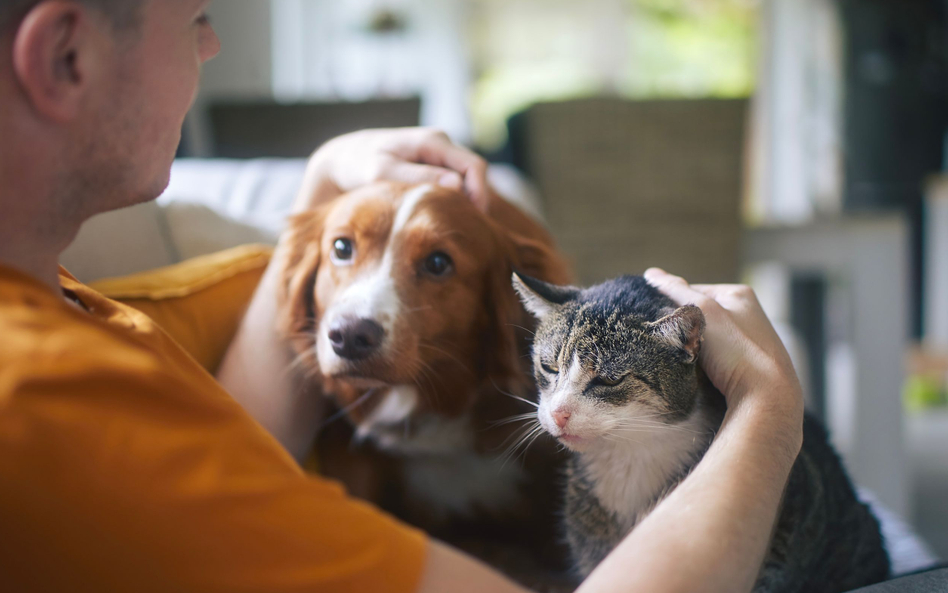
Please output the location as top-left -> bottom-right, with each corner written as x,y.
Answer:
319,389 -> 378,431
417,342 -> 474,376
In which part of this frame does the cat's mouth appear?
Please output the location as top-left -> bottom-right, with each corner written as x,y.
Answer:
549,430 -> 594,451
539,411 -> 595,449
558,433 -> 587,446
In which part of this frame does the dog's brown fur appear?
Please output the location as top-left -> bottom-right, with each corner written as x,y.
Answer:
277,182 -> 575,587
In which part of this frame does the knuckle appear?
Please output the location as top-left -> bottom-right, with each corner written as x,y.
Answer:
366,158 -> 390,181
732,285 -> 756,299
690,294 -> 717,312
421,127 -> 449,141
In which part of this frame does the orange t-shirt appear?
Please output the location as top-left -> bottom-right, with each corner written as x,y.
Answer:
0,265 -> 427,593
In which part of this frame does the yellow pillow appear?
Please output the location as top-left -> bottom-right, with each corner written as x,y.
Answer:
90,244 -> 273,374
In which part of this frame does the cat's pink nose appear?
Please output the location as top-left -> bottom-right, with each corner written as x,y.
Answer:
552,408 -> 571,429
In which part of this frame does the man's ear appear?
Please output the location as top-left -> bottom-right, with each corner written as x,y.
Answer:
645,305 -> 705,363
12,2 -> 96,122
511,271 -> 580,319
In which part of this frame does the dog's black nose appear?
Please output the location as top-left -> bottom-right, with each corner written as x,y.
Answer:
328,318 -> 385,360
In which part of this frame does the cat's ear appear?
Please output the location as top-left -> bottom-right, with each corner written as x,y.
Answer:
512,271 -> 580,319
646,305 -> 705,363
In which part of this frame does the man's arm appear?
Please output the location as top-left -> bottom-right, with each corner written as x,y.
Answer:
413,405 -> 798,593
575,403 -> 798,593
216,128 -> 489,459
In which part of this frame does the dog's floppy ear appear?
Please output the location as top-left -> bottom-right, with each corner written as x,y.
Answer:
507,232 -> 572,288
277,206 -> 329,354
484,191 -> 572,286
482,221 -> 572,393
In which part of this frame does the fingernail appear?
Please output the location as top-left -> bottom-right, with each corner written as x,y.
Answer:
644,268 -> 665,279
439,173 -> 462,189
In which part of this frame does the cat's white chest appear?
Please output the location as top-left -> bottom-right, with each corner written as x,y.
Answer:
581,413 -> 711,525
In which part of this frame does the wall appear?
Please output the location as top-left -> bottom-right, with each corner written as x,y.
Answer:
185,0 -> 275,155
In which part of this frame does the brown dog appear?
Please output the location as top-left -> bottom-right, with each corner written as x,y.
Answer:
278,182 -> 574,585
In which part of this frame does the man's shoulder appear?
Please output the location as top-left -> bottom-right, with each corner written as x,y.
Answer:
0,296 -> 162,381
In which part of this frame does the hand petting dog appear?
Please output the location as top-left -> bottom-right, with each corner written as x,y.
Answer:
218,128 -> 495,460
293,127 -> 492,213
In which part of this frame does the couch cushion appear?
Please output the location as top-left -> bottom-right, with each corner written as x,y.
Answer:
60,201 -> 177,283
89,244 -> 273,374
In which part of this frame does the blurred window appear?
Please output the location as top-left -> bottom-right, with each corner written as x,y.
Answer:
470,0 -> 759,149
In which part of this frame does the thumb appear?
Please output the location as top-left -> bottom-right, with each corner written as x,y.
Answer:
384,162 -> 464,192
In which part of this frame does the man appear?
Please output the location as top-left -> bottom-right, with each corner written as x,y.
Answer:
0,1 -> 805,592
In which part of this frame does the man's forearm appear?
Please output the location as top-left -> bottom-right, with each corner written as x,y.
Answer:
577,400 -> 800,593
216,153 -> 341,459
216,251 -> 324,460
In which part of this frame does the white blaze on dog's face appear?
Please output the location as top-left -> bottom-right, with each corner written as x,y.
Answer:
294,182 -> 523,451
316,184 -> 432,380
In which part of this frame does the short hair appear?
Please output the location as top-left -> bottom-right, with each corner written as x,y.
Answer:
1,0 -> 144,34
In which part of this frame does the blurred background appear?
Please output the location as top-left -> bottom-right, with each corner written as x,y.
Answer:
67,0 -> 948,564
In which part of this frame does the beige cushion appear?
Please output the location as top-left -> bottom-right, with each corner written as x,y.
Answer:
60,201 -> 176,283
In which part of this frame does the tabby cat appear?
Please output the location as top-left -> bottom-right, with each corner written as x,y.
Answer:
512,272 -> 890,593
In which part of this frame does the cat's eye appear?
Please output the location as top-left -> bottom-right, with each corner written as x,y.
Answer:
540,362 -> 559,375
591,374 -> 627,388
332,238 -> 354,264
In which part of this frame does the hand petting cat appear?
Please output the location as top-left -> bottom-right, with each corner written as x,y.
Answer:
644,267 -> 805,461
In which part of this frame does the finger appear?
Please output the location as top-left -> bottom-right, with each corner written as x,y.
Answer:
690,284 -> 766,322
691,284 -> 784,346
415,139 -> 491,210
381,161 -> 464,191
691,284 -> 758,301
643,268 -> 711,309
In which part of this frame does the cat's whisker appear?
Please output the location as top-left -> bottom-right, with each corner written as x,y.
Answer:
603,432 -> 644,446
495,419 -> 542,453
489,379 -> 539,409
498,422 -> 545,468
506,323 -> 537,336
487,412 -> 539,428
519,425 -> 548,461
611,425 -> 702,438
612,417 -> 703,433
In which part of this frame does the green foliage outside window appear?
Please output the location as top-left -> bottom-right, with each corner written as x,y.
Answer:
470,0 -> 758,150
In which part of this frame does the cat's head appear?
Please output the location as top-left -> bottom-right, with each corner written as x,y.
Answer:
512,272 -> 705,451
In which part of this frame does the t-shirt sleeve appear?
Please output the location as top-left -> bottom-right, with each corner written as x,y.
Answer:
0,346 -> 428,593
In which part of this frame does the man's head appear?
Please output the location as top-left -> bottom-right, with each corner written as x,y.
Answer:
0,0 -> 219,242
1,1 -> 142,33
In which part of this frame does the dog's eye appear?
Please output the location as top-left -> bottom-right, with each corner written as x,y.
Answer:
332,238 -> 354,263
423,252 -> 454,277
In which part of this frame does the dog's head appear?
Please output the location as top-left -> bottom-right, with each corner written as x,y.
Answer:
279,182 -> 568,454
